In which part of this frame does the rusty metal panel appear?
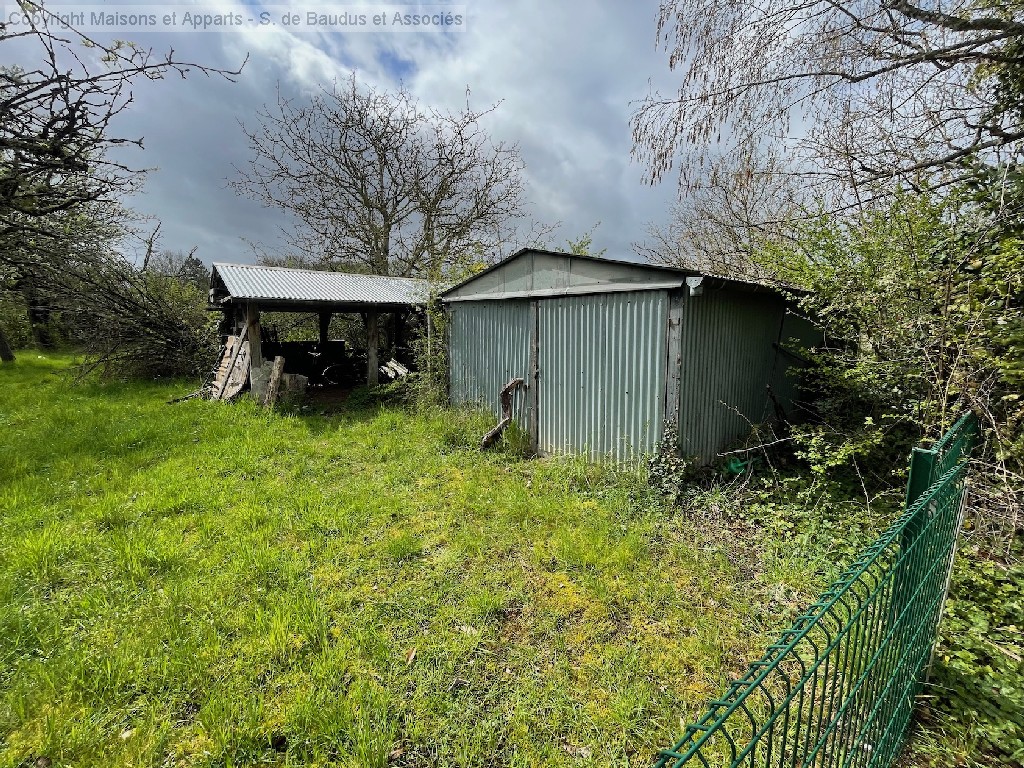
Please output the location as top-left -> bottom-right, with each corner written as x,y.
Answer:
447,300 -> 531,422
537,290 -> 668,461
677,289 -> 790,462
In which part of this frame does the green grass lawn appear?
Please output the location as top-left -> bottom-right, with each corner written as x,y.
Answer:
0,355 -> 842,767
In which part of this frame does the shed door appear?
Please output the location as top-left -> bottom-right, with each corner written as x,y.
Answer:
537,291 -> 668,460
448,300 -> 531,422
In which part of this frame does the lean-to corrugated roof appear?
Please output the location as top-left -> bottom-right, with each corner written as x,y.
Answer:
211,263 -> 429,308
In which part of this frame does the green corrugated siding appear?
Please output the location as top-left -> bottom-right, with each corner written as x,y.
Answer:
677,290 -> 787,461
769,309 -> 823,412
447,300 -> 530,421
538,291 -> 668,461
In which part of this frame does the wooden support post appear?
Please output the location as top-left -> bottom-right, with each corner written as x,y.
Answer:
263,356 -> 286,408
246,303 -> 263,395
393,311 -> 403,351
318,312 -> 332,345
367,311 -> 379,387
246,303 -> 262,368
426,308 -> 434,383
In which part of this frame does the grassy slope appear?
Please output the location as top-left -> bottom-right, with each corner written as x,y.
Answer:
0,356 -> 828,768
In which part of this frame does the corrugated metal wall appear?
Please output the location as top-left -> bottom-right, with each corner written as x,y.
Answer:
538,291 -> 668,461
677,290 -> 787,461
447,300 -> 530,420
770,309 -> 823,413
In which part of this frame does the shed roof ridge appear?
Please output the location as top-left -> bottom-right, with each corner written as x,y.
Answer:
212,262 -> 429,284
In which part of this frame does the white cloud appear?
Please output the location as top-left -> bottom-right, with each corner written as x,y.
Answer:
10,0 -> 681,262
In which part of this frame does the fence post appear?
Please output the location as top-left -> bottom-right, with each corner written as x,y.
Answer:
897,446 -> 935,607
922,483 -> 970,686
905,447 -> 937,507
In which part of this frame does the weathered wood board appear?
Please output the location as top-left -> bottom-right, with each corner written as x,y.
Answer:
211,334 -> 251,400
263,356 -> 286,408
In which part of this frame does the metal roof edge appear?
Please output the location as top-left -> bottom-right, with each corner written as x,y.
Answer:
213,297 -> 424,310
437,248 -> 788,298
210,262 -> 430,287
441,281 -> 685,302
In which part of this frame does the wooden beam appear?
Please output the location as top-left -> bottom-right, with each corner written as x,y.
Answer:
318,312 -> 332,345
366,311 -> 379,387
246,303 -> 263,397
246,303 -> 262,369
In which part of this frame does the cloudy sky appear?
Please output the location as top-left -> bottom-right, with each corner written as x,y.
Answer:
16,1 -> 682,265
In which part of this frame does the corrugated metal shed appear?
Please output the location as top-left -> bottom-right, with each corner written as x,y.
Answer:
442,249 -> 820,463
443,250 -> 686,301
211,263 -> 429,309
441,248 -> 776,302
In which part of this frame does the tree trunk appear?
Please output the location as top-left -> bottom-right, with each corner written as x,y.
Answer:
22,278 -> 54,348
0,323 -> 15,362
28,305 -> 53,347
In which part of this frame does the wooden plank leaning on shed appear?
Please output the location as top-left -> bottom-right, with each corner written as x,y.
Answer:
215,325 -> 249,400
481,378 -> 525,449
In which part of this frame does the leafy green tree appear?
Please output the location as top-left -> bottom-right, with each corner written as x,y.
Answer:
759,189 -> 1022,506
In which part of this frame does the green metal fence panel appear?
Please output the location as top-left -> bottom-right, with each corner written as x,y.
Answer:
653,415 -> 977,768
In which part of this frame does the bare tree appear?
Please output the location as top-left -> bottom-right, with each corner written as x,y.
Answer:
0,1 -> 243,360
146,248 -> 210,293
233,75 -> 527,280
634,148 -> 806,278
1,2 -> 243,240
632,1 -> 1024,198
